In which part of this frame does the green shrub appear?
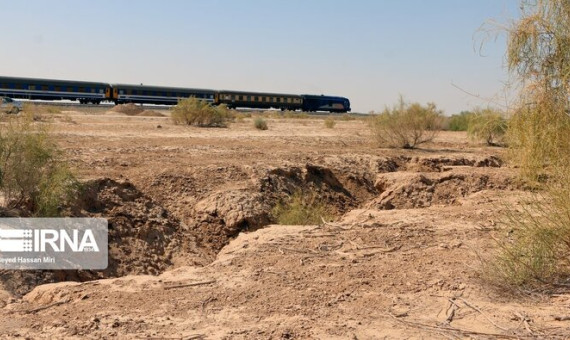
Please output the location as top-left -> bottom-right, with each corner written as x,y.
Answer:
487,0 -> 570,290
324,117 -> 336,128
447,111 -> 474,131
271,190 -> 333,225
0,118 -> 79,216
369,97 -> 443,149
254,117 -> 268,130
171,97 -> 230,127
467,108 -> 508,145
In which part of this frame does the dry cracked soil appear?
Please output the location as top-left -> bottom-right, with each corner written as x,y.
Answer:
1,108 -> 569,339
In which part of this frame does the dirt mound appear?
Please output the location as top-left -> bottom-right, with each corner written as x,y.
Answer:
137,110 -> 165,117
405,155 -> 503,172
369,170 -> 512,209
190,190 -> 271,251
111,103 -> 144,115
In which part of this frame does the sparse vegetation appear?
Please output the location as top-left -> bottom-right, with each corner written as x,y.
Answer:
171,97 -> 231,127
488,0 -> 570,290
0,117 -> 79,216
467,108 -> 507,146
254,117 -> 268,130
368,97 -> 443,149
271,190 -> 333,225
324,117 -> 336,128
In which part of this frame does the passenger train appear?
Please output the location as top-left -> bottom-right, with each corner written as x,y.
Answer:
0,76 -> 351,113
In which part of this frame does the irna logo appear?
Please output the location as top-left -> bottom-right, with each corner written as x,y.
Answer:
0,229 -> 100,253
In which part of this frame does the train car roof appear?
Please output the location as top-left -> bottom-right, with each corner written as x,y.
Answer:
301,94 -> 350,101
0,75 -> 109,87
111,83 -> 216,93
217,90 -> 302,97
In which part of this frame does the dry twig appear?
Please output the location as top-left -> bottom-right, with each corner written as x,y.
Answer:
163,280 -> 216,290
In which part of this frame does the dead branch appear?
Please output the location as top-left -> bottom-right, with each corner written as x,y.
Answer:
384,312 -> 523,339
14,298 -> 71,314
163,280 -> 216,290
457,297 -> 509,332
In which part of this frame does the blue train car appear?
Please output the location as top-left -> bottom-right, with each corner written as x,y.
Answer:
0,76 -> 110,104
111,84 -> 215,105
301,95 -> 351,113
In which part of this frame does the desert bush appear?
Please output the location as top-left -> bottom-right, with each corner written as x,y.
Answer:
171,97 -> 230,127
368,97 -> 443,149
341,113 -> 356,121
253,117 -> 268,130
324,117 -> 336,128
0,118 -> 79,216
487,0 -> 570,290
467,108 -> 508,145
488,170 -> 570,288
507,95 -> 570,181
271,190 -> 333,225
447,111 -> 474,131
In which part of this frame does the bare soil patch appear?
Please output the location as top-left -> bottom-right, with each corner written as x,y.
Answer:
1,113 -> 568,339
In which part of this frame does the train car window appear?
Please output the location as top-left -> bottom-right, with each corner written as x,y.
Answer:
29,85 -> 35,90
0,84 -> 5,89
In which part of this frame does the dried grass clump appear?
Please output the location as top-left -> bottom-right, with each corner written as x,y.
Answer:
369,97 -> 443,149
171,98 -> 230,127
324,117 -> 336,128
271,190 -> 333,225
253,117 -> 268,130
487,170 -> 570,289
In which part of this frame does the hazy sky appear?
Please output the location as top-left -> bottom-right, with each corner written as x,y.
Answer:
0,0 -> 519,114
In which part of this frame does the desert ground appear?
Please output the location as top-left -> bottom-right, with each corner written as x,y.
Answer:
0,107 -> 569,339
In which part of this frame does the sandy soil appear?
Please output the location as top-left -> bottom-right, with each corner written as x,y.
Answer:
1,109 -> 569,339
